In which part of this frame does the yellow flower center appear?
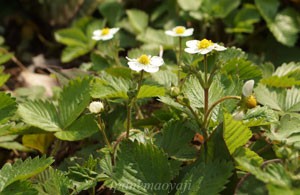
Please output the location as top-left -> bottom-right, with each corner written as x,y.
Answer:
138,54 -> 150,65
174,26 -> 185,34
101,28 -> 110,35
246,95 -> 257,109
198,39 -> 213,49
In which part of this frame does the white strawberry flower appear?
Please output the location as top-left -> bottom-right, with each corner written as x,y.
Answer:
185,38 -> 226,55
89,101 -> 104,114
126,54 -> 164,73
165,26 -> 194,37
92,27 -> 119,41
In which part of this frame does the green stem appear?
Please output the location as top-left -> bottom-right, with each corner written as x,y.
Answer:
177,37 -> 182,86
126,70 -> 144,138
203,95 -> 241,128
98,115 -> 111,148
203,54 -> 209,116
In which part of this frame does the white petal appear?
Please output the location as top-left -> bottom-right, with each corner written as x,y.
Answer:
101,35 -> 114,40
110,28 -> 120,34
199,47 -> 214,54
181,28 -> 194,37
92,36 -> 101,40
150,56 -> 164,66
143,65 -> 159,73
93,30 -> 101,35
186,40 -> 199,49
213,44 -> 227,51
165,30 -> 177,37
233,110 -> 245,121
242,80 -> 255,97
126,56 -> 137,62
184,48 -> 200,54
128,62 -> 143,72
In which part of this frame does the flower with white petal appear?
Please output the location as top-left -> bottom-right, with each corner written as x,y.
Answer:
242,80 -> 257,109
92,27 -> 119,41
89,101 -> 104,114
126,54 -> 164,73
165,26 -> 194,37
185,38 -> 227,55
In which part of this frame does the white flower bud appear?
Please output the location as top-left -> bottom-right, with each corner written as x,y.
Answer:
89,101 -> 104,114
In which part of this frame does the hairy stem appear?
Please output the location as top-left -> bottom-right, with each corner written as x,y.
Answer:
177,37 -> 182,86
98,115 -> 111,148
126,70 -> 144,138
203,95 -> 241,128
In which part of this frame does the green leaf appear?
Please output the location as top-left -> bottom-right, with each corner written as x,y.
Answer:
137,28 -> 174,48
58,77 -> 91,128
126,9 -> 149,34
0,52 -> 13,65
267,115 -> 300,148
243,106 -> 278,127
155,120 -> 197,160
0,156 -> 54,192
137,85 -> 165,99
255,0 -> 279,22
55,28 -> 88,47
268,8 -> 300,47
177,0 -> 202,11
226,4 -> 261,33
177,160 -> 234,195
233,147 -> 263,171
255,0 -> 300,46
104,140 -> 178,194
61,46 -> 90,63
0,92 -> 16,124
222,58 -> 262,80
255,85 -> 300,112
151,70 -> 177,87
18,100 -> 61,132
98,0 -> 124,26
33,167 -> 72,195
91,76 -> 130,99
236,175 -> 267,195
1,181 -> 38,195
202,0 -> 241,18
261,76 -> 300,88
223,113 -> 252,154
55,114 -> 98,141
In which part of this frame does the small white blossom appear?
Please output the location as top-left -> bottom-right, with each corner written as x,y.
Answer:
89,101 -> 104,114
185,38 -> 226,55
165,26 -> 194,37
92,27 -> 119,41
126,54 -> 164,73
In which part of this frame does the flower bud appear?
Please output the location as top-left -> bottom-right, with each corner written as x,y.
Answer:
170,86 -> 180,97
89,101 -> 104,114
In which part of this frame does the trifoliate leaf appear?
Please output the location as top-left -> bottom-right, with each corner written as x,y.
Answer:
104,140 -> 179,194
155,120 -> 197,160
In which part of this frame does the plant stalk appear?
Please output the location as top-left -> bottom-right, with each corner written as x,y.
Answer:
97,115 -> 111,148
177,37 -> 182,86
126,70 -> 144,138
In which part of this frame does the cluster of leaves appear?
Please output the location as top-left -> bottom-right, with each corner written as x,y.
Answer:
0,0 -> 300,195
